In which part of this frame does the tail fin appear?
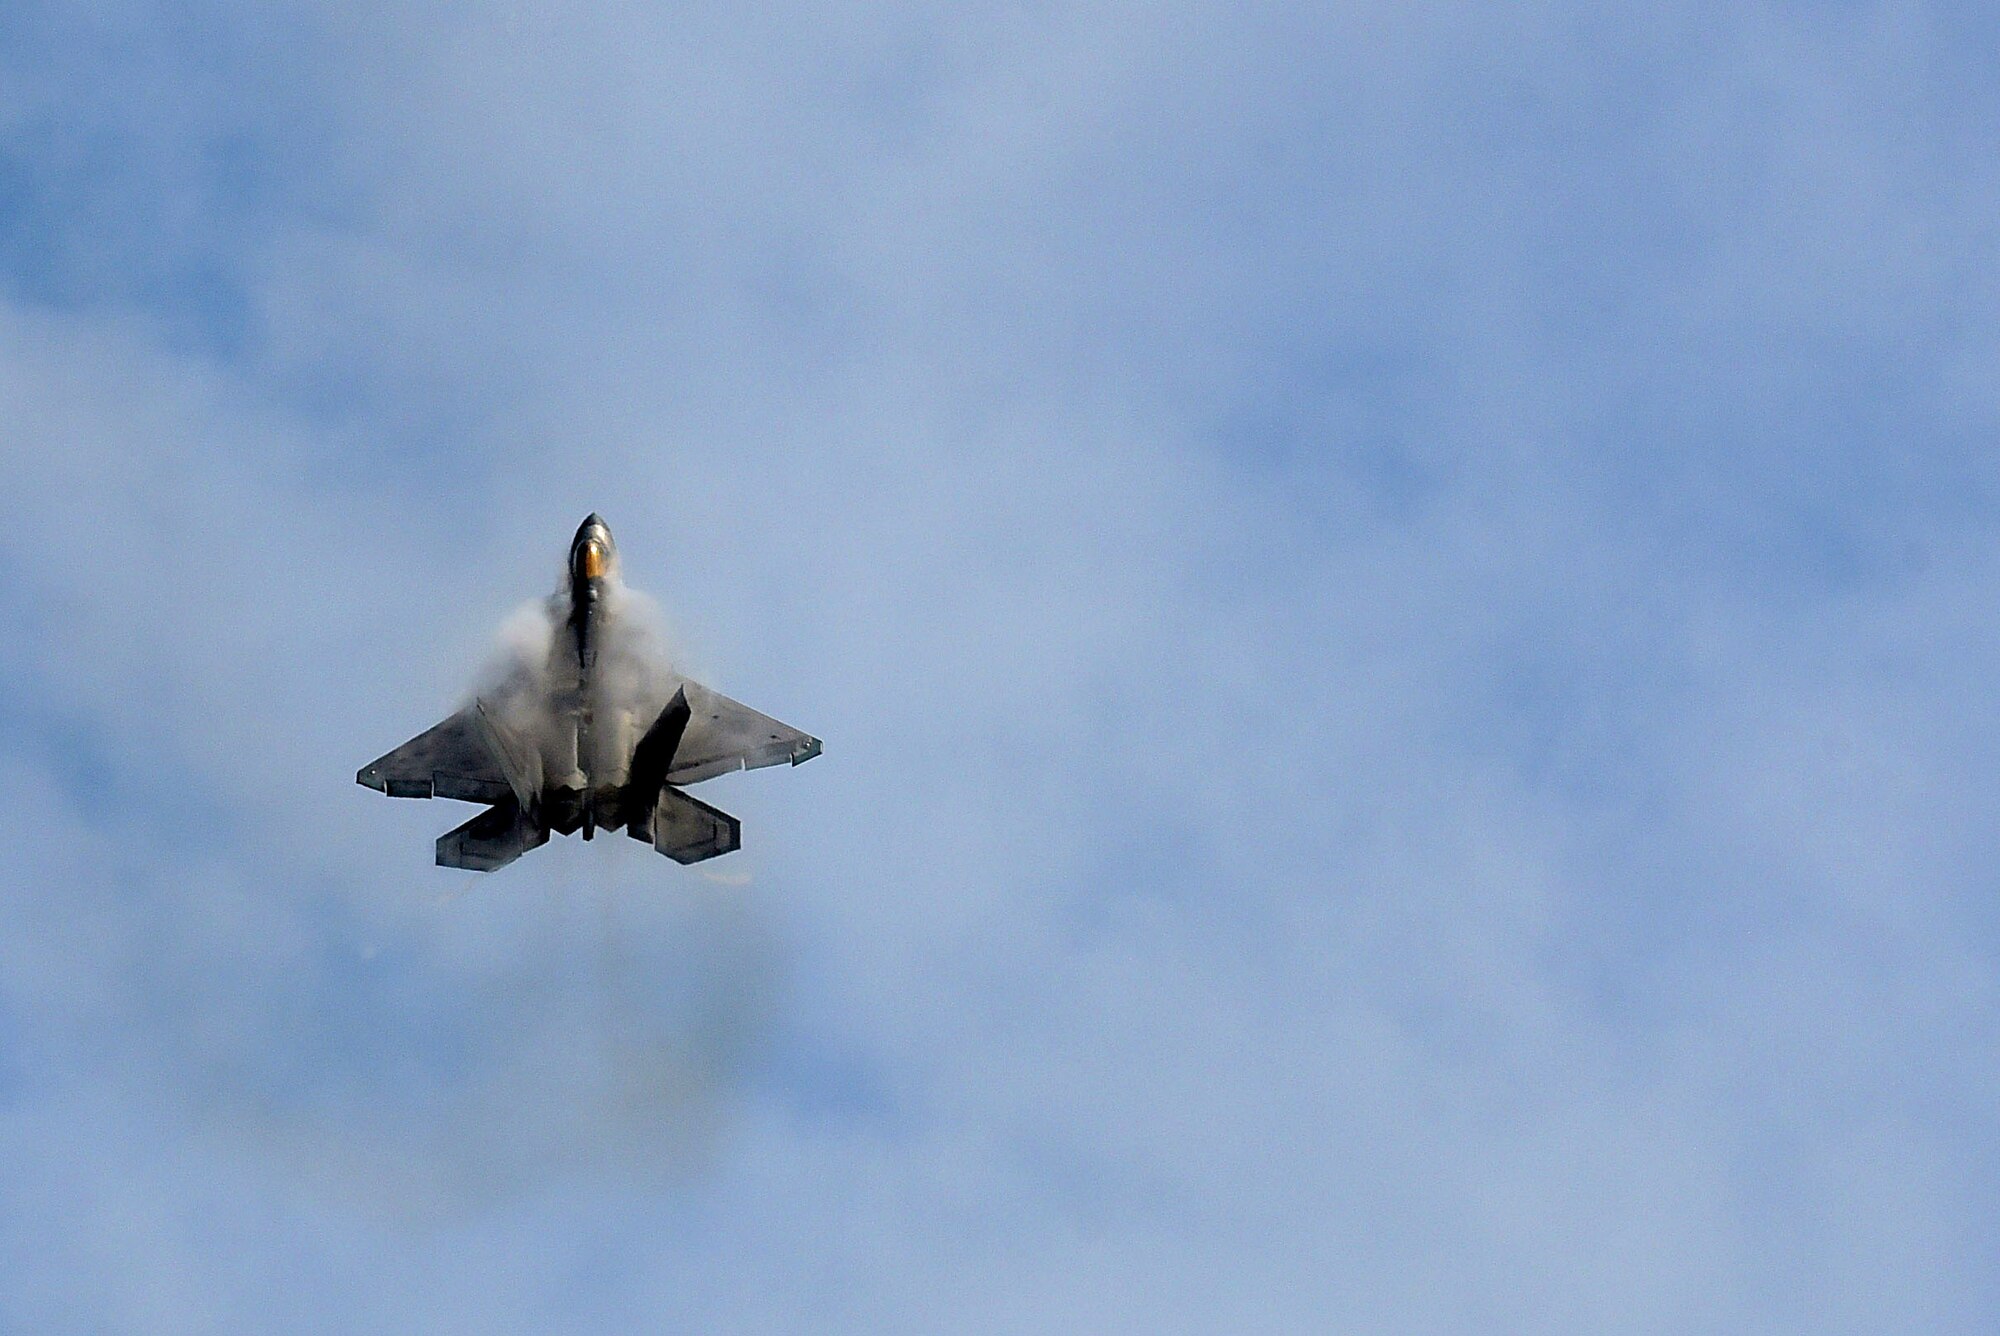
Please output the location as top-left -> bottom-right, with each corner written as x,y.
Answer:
626,687 -> 691,801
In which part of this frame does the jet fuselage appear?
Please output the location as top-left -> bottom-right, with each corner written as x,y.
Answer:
562,512 -> 616,837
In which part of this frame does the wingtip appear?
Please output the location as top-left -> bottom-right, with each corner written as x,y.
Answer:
792,737 -> 823,765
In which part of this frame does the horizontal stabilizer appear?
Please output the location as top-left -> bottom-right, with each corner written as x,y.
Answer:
627,785 -> 739,864
437,797 -> 549,872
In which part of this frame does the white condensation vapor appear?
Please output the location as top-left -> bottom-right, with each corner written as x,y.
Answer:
476,566 -> 688,755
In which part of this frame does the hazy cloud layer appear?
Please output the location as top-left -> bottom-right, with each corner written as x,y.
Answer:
2,2 -> 1997,1331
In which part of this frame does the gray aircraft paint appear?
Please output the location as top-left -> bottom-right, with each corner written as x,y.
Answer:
359,515 -> 821,870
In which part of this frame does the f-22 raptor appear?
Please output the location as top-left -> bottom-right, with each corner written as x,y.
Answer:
358,515 -> 821,871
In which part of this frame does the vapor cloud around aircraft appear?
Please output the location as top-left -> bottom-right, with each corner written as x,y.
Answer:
359,515 -> 820,870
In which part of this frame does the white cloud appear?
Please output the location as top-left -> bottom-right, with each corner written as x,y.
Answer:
0,1 -> 1997,1330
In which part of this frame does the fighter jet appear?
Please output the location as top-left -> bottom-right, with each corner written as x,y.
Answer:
358,515 -> 821,870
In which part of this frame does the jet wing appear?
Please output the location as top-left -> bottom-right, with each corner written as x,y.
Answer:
666,678 -> 822,785
357,705 -> 511,803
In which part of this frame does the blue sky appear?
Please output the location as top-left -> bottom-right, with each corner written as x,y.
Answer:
2,2 -> 1998,1330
